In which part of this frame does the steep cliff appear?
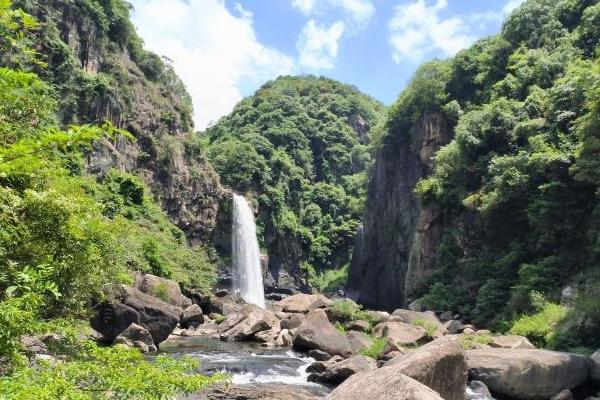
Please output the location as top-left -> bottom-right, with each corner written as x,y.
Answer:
7,0 -> 224,243
349,0 -> 600,351
347,112 -> 451,310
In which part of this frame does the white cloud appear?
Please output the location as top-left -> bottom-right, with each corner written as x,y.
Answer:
130,0 -> 295,130
291,0 -> 374,28
296,20 -> 345,70
389,0 -> 474,63
503,0 -> 526,15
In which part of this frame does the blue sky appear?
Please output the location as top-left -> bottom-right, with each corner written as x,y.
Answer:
129,0 -> 524,130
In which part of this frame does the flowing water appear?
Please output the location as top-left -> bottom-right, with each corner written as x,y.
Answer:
232,194 -> 265,308
161,336 -> 330,397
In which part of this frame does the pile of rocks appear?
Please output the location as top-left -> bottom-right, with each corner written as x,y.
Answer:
89,286 -> 600,400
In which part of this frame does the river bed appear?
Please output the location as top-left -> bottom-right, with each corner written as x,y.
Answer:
160,336 -> 330,397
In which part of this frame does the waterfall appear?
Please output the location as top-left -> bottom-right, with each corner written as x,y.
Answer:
232,194 -> 266,308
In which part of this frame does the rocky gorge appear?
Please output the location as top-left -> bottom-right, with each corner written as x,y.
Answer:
80,276 -> 600,400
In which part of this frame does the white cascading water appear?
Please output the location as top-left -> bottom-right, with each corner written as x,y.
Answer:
232,194 -> 266,308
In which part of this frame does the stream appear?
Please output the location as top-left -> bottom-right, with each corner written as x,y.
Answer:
160,336 -> 331,398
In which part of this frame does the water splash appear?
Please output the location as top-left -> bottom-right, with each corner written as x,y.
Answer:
232,194 -> 266,308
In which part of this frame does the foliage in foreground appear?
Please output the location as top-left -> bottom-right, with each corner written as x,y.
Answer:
0,341 -> 224,400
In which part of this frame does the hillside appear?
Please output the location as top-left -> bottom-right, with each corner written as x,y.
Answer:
204,75 -> 386,293
349,0 -> 600,349
6,0 -> 224,243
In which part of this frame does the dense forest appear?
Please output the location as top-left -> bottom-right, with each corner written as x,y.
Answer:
205,76 -> 385,292
0,0 -> 599,397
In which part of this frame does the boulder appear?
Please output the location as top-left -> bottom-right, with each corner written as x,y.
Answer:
347,320 -> 370,333
308,355 -> 376,384
137,274 -> 192,308
489,335 -> 536,349
551,390 -> 573,400
438,311 -> 454,322
385,336 -> 467,400
391,309 -> 441,328
90,302 -> 140,342
218,304 -> 279,342
328,367 -> 444,400
466,381 -> 493,400
373,321 -> 427,346
308,349 -> 331,361
293,309 -> 352,357
276,293 -> 332,313
274,329 -> 293,347
442,320 -> 465,335
193,383 -> 318,399
467,348 -> 590,400
408,300 -> 424,312
114,285 -> 182,345
180,304 -> 204,328
590,349 -> 600,382
280,313 -> 305,330
113,323 -> 157,353
346,331 -> 373,355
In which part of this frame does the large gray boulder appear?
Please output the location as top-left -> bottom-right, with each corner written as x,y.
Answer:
280,313 -> 305,330
467,348 -> 590,400
180,304 -> 204,328
385,336 -> 467,400
113,323 -> 157,353
91,285 -> 182,345
391,309 -> 441,328
293,309 -> 352,357
327,367 -> 444,400
346,330 -> 373,355
489,335 -> 535,349
137,274 -> 192,308
373,321 -> 427,346
590,349 -> 600,382
308,355 -> 376,384
218,304 -> 279,341
90,302 -> 140,342
276,293 -> 332,313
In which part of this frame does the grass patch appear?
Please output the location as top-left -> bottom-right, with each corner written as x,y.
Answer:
334,321 -> 347,334
459,333 -> 493,350
360,337 -> 386,359
152,282 -> 171,302
212,314 -> 226,324
412,319 -> 439,337
329,300 -> 382,328
509,292 -> 568,348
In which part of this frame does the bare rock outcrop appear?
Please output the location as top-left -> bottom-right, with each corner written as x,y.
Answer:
467,348 -> 589,400
293,309 -> 352,357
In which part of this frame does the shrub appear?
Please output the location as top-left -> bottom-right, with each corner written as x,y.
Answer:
0,341 -> 224,399
328,300 -> 381,327
509,292 -> 568,348
152,282 -> 171,303
360,338 -> 386,359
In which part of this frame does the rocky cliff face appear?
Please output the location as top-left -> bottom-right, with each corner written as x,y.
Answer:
15,0 -> 225,243
347,112 -> 452,310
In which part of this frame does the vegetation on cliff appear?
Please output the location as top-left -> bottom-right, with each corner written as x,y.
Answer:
377,0 -> 600,349
0,1 -> 218,396
204,76 -> 385,290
